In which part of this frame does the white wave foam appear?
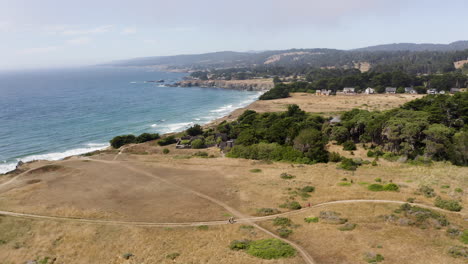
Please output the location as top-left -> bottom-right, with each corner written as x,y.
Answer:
0,143 -> 109,175
194,118 -> 201,121
210,104 -> 234,113
151,124 -> 158,128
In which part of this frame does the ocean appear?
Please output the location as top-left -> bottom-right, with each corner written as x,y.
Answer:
0,67 -> 261,174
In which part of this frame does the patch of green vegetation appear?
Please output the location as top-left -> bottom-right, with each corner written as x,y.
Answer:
461,230 -> 468,244
434,196 -> 463,212
441,185 -> 450,189
358,182 -> 370,186
173,155 -> 192,159
329,152 -> 342,162
166,252 -> 181,260
374,178 -> 382,183
196,225 -> 209,230
338,158 -> 360,171
455,188 -> 463,193
338,182 -> 352,187
367,183 -> 399,192
382,152 -> 399,162
338,223 -> 357,231
301,186 -> 315,193
193,151 -> 209,157
342,140 -> 357,151
110,133 -> 160,148
304,217 -> 319,223
280,173 -> 295,179
256,208 -> 280,216
418,185 -> 436,198
279,201 -> 302,210
229,240 -> 251,251
240,225 -> 254,230
162,148 -> 170,154
158,135 -> 177,146
396,203 -> 449,227
448,246 -> 467,258
364,253 -> 384,263
246,239 -> 296,259
249,168 -> 262,173
191,138 -> 205,149
273,217 -> 292,227
407,197 -> 415,203
277,228 -> 293,238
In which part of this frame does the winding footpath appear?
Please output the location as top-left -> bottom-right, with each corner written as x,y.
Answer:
0,159 -> 465,264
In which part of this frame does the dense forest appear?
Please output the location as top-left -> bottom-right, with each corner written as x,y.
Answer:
259,70 -> 468,100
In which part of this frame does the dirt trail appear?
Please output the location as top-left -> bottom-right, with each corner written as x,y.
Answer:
1,159 -> 465,264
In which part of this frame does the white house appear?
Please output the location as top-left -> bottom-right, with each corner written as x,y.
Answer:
343,87 -> 356,94
427,89 -> 438,94
405,87 -> 417,94
364,87 -> 375,94
385,87 -> 397,94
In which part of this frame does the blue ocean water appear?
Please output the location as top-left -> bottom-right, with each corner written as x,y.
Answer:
0,67 -> 261,173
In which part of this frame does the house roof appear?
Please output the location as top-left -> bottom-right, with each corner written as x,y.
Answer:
386,87 -> 397,91
343,87 -> 355,91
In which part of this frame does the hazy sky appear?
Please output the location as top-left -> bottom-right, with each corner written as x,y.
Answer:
0,0 -> 467,69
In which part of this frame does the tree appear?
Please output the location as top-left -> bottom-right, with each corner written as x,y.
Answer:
186,124 -> 203,136
110,135 -> 136,148
293,129 -> 328,163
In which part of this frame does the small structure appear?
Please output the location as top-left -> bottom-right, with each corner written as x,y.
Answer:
330,116 -> 342,125
316,89 -> 332,96
385,87 -> 397,94
364,87 -> 375,94
343,87 -> 356,95
218,140 -> 235,151
439,90 -> 446,95
427,89 -> 438,95
404,87 -> 417,94
450,88 -> 460,94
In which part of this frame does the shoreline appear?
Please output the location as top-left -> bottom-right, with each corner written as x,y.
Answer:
1,89 -> 264,175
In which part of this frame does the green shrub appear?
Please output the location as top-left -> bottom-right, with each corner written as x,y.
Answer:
301,186 -> 315,193
180,139 -> 191,145
191,138 -> 205,149
193,151 -> 209,157
186,124 -> 203,136
371,160 -> 378,166
418,185 -> 436,198
461,230 -> 468,244
162,148 -> 170,154
434,197 -> 463,212
256,208 -> 280,216
246,239 -> 296,259
364,252 -> 384,263
229,240 -> 251,251
441,185 -> 450,189
197,225 -> 209,230
455,188 -> 463,193
277,228 -> 293,238
279,201 -> 302,210
329,152 -> 342,162
110,135 -> 136,148
273,217 -> 292,227
250,169 -> 262,173
382,152 -> 399,161
158,136 -> 177,146
338,223 -> 357,231
448,246 -> 468,258
338,182 -> 352,187
280,173 -> 295,179
342,140 -> 357,151
304,217 -> 319,223
166,252 -> 180,260
135,133 -> 160,143
368,184 -> 384,191
374,178 -> 382,183
383,183 -> 399,191
407,197 -> 415,203
339,158 -> 359,171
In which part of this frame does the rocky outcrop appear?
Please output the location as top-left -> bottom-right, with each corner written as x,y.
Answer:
173,79 -> 273,91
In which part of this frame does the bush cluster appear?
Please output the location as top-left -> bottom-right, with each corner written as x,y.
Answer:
434,197 -> 463,212
246,239 -> 297,259
110,133 -> 160,148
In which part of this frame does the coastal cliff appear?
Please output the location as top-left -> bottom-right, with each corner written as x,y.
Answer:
174,79 -> 274,91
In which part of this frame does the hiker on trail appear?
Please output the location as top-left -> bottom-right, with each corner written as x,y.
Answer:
307,202 -> 311,207
228,216 -> 236,224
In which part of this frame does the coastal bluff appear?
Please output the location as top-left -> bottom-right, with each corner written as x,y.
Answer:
174,79 -> 273,91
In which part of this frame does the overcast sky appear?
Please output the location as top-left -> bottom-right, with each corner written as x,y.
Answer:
0,0 -> 467,69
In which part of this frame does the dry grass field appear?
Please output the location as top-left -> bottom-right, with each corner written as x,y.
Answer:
0,93 -> 466,264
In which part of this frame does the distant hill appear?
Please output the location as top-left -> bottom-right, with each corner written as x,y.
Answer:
354,41 -> 468,52
107,41 -> 468,73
